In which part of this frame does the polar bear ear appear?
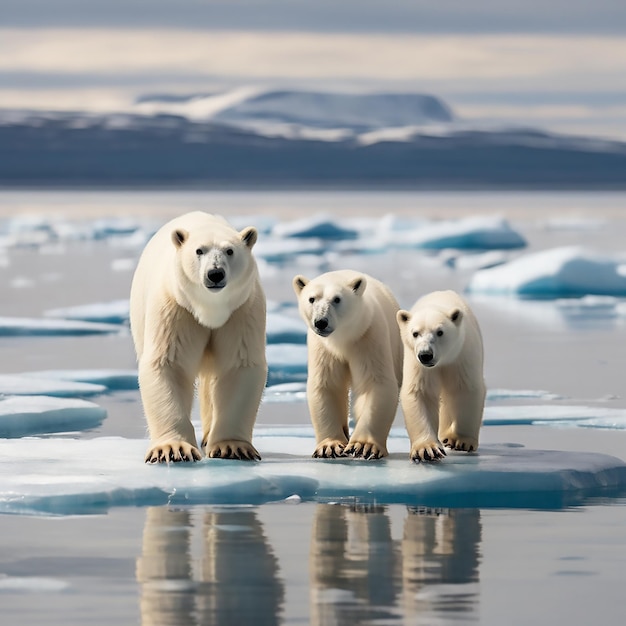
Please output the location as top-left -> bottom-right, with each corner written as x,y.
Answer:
293,275 -> 309,294
450,309 -> 463,325
240,226 -> 258,249
172,229 -> 188,248
349,276 -> 367,296
397,310 -> 411,325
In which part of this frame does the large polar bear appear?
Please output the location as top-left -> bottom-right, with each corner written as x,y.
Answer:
130,211 -> 267,464
293,270 -> 403,459
396,290 -> 486,463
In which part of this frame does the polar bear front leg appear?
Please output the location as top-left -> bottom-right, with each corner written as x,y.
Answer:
307,355 -> 350,458
201,363 -> 265,460
344,377 -> 398,459
400,383 -> 445,463
139,358 -> 202,464
438,382 -> 485,453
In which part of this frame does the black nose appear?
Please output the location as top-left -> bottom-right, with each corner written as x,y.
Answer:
207,268 -> 225,284
418,350 -> 433,365
314,318 -> 328,331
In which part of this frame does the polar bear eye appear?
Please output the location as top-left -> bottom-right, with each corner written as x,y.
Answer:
308,297 -> 315,304
225,248 -> 234,256
412,331 -> 419,338
437,329 -> 444,337
333,296 -> 341,304
195,248 -> 204,256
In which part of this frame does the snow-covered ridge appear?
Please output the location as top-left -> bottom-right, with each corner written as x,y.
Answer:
134,88 -> 455,131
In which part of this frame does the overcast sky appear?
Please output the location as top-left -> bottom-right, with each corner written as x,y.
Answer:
2,0 -> 626,33
2,1 -> 626,139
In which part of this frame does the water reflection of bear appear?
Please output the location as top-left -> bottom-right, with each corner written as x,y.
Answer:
136,507 -> 284,626
310,504 -> 482,624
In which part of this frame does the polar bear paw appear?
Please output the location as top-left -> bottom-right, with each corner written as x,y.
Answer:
204,439 -> 261,461
313,439 -> 347,458
344,440 -> 387,460
145,441 -> 202,464
441,434 -> 478,452
410,441 -> 446,463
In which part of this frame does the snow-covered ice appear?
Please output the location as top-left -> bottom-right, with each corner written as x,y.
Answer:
272,215 -> 358,240
468,246 -> 626,298
17,369 -> 139,392
0,435 -> 623,515
0,396 -> 106,438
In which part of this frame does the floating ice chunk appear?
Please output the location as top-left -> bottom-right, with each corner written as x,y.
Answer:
273,215 -> 358,240
398,216 -> 526,251
0,317 -> 124,336
266,312 -> 306,344
266,344 -> 308,386
0,436 -> 624,514
483,404 -> 626,426
0,396 -> 107,438
0,374 -> 106,397
18,369 -> 138,392
467,247 -> 626,298
44,299 -> 130,325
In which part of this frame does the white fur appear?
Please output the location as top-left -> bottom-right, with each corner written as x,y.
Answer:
130,211 -> 267,463
293,270 -> 403,459
397,290 -> 486,463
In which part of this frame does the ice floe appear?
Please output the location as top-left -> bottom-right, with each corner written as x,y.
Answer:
0,374 -> 106,397
272,215 -> 358,240
467,246 -> 626,298
17,369 -> 139,392
0,435 -> 624,514
44,300 -> 130,325
0,396 -> 106,438
0,317 -> 124,337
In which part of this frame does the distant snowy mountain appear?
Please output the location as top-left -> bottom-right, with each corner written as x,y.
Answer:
134,88 -> 455,132
1,88 -> 626,187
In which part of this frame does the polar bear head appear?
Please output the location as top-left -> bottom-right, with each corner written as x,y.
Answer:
171,220 -> 258,296
397,303 -> 465,368
293,270 -> 370,340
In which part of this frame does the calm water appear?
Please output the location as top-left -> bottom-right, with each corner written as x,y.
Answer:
0,189 -> 625,625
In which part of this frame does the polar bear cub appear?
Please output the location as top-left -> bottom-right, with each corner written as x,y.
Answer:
130,211 -> 267,463
293,270 -> 403,459
396,290 -> 486,463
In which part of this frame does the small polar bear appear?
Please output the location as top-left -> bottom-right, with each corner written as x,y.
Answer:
396,290 -> 486,463
130,211 -> 267,464
293,270 -> 403,459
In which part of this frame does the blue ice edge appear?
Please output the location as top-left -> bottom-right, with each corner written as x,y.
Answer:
1,435 -> 625,515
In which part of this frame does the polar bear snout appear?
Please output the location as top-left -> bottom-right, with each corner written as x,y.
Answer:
313,317 -> 333,336
205,267 -> 226,289
417,349 -> 435,367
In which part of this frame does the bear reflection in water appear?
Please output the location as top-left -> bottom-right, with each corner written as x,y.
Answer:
136,508 -> 284,626
310,505 -> 482,624
136,505 -> 481,625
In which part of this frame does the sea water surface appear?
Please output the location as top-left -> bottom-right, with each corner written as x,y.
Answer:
0,189 -> 625,625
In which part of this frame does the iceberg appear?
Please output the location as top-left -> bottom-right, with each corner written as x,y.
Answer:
398,216 -> 526,251
0,435 -> 624,515
467,247 -> 626,298
0,396 -> 107,438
